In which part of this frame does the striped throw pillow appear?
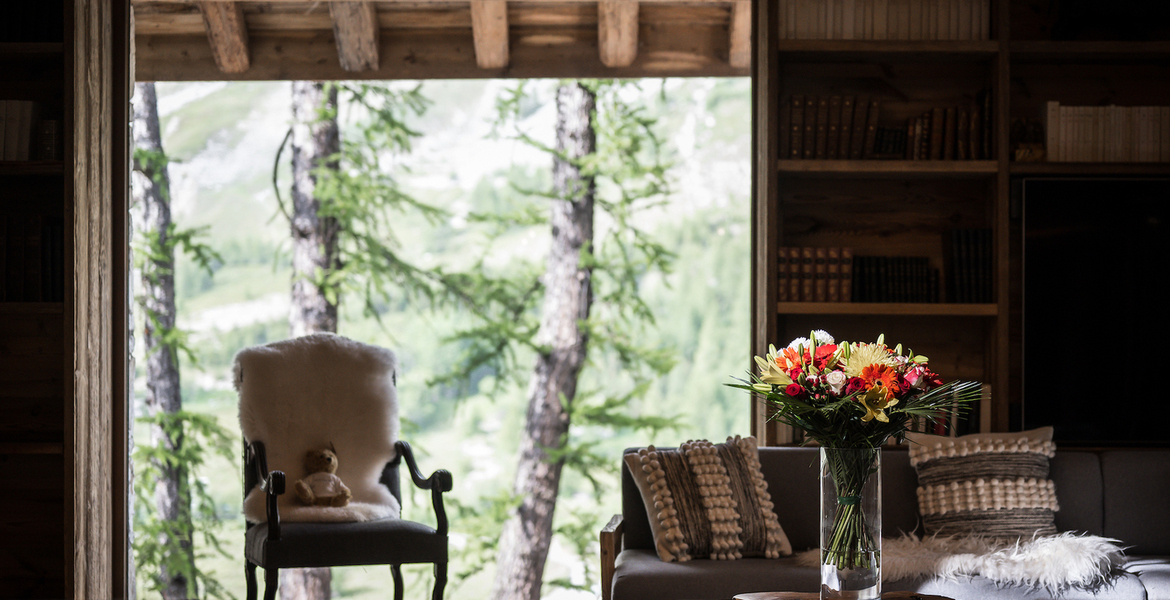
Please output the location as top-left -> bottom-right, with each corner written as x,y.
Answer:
907,427 -> 1059,539
624,436 -> 792,562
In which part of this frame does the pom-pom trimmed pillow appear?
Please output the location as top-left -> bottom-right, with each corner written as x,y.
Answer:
906,427 -> 1059,539
624,435 -> 792,562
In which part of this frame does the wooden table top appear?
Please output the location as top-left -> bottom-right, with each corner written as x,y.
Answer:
734,592 -> 953,600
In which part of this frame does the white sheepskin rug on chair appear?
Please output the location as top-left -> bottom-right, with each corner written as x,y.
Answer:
797,532 -> 1127,592
235,333 -> 401,523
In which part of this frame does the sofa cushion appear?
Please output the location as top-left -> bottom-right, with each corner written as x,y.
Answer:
624,436 -> 791,562
907,427 -> 1058,538
612,549 -> 818,600
1126,556 -> 1170,600
1101,450 -> 1170,555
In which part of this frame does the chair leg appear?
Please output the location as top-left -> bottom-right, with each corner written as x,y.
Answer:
432,562 -> 447,600
245,561 -> 258,600
390,564 -> 404,600
264,567 -> 279,600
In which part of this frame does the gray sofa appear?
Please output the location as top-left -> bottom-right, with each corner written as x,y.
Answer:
601,446 -> 1170,600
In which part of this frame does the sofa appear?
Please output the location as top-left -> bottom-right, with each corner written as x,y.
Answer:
600,446 -> 1170,600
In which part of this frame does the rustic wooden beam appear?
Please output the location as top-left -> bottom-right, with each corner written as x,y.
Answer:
329,2 -> 380,71
196,1 -> 250,73
135,23 -> 750,81
728,0 -> 750,68
138,0 -> 730,3
470,0 -> 509,69
598,0 -> 638,67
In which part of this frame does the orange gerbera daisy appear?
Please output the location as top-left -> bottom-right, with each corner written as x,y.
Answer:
859,364 -> 900,394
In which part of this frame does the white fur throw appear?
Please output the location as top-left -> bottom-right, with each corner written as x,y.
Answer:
235,333 -> 401,523
796,533 -> 1127,592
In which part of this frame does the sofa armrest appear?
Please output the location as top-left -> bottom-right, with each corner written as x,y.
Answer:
600,513 -> 624,600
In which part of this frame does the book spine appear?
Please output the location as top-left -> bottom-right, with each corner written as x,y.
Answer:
800,247 -> 815,301
827,247 -> 841,302
839,96 -> 855,158
778,246 -> 791,302
849,96 -> 868,159
839,247 -> 853,301
827,95 -> 843,159
814,247 -> 828,301
803,95 -> 817,158
788,247 -> 802,302
862,99 -> 880,159
929,107 -> 945,160
814,96 -> 830,159
789,95 -> 805,159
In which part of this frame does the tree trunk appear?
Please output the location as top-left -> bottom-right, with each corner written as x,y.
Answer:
491,82 -> 597,600
289,80 -> 341,337
132,81 -> 197,600
283,80 -> 341,600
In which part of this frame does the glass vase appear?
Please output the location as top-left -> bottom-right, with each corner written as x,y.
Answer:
820,447 -> 881,600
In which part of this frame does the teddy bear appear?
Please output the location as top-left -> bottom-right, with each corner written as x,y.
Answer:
293,445 -> 353,508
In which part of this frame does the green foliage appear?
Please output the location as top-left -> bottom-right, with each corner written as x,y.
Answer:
132,410 -> 238,600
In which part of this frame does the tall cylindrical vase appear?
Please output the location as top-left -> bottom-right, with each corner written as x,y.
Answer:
820,447 -> 881,600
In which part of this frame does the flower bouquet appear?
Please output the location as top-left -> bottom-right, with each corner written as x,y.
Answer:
731,330 -> 981,597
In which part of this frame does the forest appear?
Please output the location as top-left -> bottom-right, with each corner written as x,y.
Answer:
131,77 -> 751,600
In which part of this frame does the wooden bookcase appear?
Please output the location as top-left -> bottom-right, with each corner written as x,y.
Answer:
751,0 -> 1170,445
0,4 -> 71,597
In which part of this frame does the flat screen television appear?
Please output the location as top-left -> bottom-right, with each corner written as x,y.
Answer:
1023,177 -> 1170,445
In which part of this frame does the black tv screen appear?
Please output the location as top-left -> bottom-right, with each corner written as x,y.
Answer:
1023,178 -> 1170,445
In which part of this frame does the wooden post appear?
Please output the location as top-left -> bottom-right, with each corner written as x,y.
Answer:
598,0 -> 639,67
471,0 -> 509,69
329,2 -> 380,71
197,1 -> 250,73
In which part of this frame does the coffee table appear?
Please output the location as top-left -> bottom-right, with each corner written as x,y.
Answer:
734,593 -> 953,600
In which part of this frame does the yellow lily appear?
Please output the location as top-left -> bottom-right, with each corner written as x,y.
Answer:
755,353 -> 793,387
857,386 -> 899,423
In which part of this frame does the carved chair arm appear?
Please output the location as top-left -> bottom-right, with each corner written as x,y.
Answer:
599,513 -> 624,600
247,441 -> 285,541
394,440 -> 452,536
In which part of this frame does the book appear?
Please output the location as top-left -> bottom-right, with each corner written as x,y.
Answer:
778,246 -> 792,302
814,246 -> 828,301
839,247 -> 853,302
849,96 -> 868,159
800,247 -> 815,301
839,96 -> 855,158
787,247 -> 802,301
789,95 -> 805,159
862,99 -> 880,158
814,96 -> 829,159
827,247 -> 841,302
826,96 -> 843,159
802,95 -> 817,158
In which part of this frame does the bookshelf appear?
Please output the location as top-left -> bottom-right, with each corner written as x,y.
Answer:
0,4 -> 70,598
753,0 -> 1170,444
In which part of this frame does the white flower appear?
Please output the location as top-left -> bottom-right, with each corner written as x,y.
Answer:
788,337 -> 809,350
825,370 -> 847,394
811,330 -> 835,344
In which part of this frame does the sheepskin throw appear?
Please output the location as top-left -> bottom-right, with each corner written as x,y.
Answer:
624,436 -> 792,562
235,333 -> 401,523
796,533 -> 1127,592
906,427 -> 1058,538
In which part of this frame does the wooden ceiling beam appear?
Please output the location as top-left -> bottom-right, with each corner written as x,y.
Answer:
196,1 -> 250,73
329,2 -> 381,70
471,1 -> 509,69
728,0 -> 750,68
143,0 -> 731,3
598,0 -> 637,67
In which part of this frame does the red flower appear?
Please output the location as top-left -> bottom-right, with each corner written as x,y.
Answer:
844,377 -> 867,395
785,383 -> 807,398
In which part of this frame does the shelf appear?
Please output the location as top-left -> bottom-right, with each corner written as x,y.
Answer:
778,160 -> 998,178
1010,41 -> 1170,61
778,302 -> 998,316
1010,162 -> 1170,177
777,40 -> 999,62
0,161 -> 66,177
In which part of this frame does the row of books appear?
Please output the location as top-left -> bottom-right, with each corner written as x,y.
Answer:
779,233 -> 993,304
945,228 -> 993,304
2,214 -> 65,303
1040,102 -> 1170,163
785,93 -> 992,160
0,101 -> 59,162
777,0 -> 991,41
777,247 -> 853,303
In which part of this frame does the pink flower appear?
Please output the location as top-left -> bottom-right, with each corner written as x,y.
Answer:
825,370 -> 848,395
